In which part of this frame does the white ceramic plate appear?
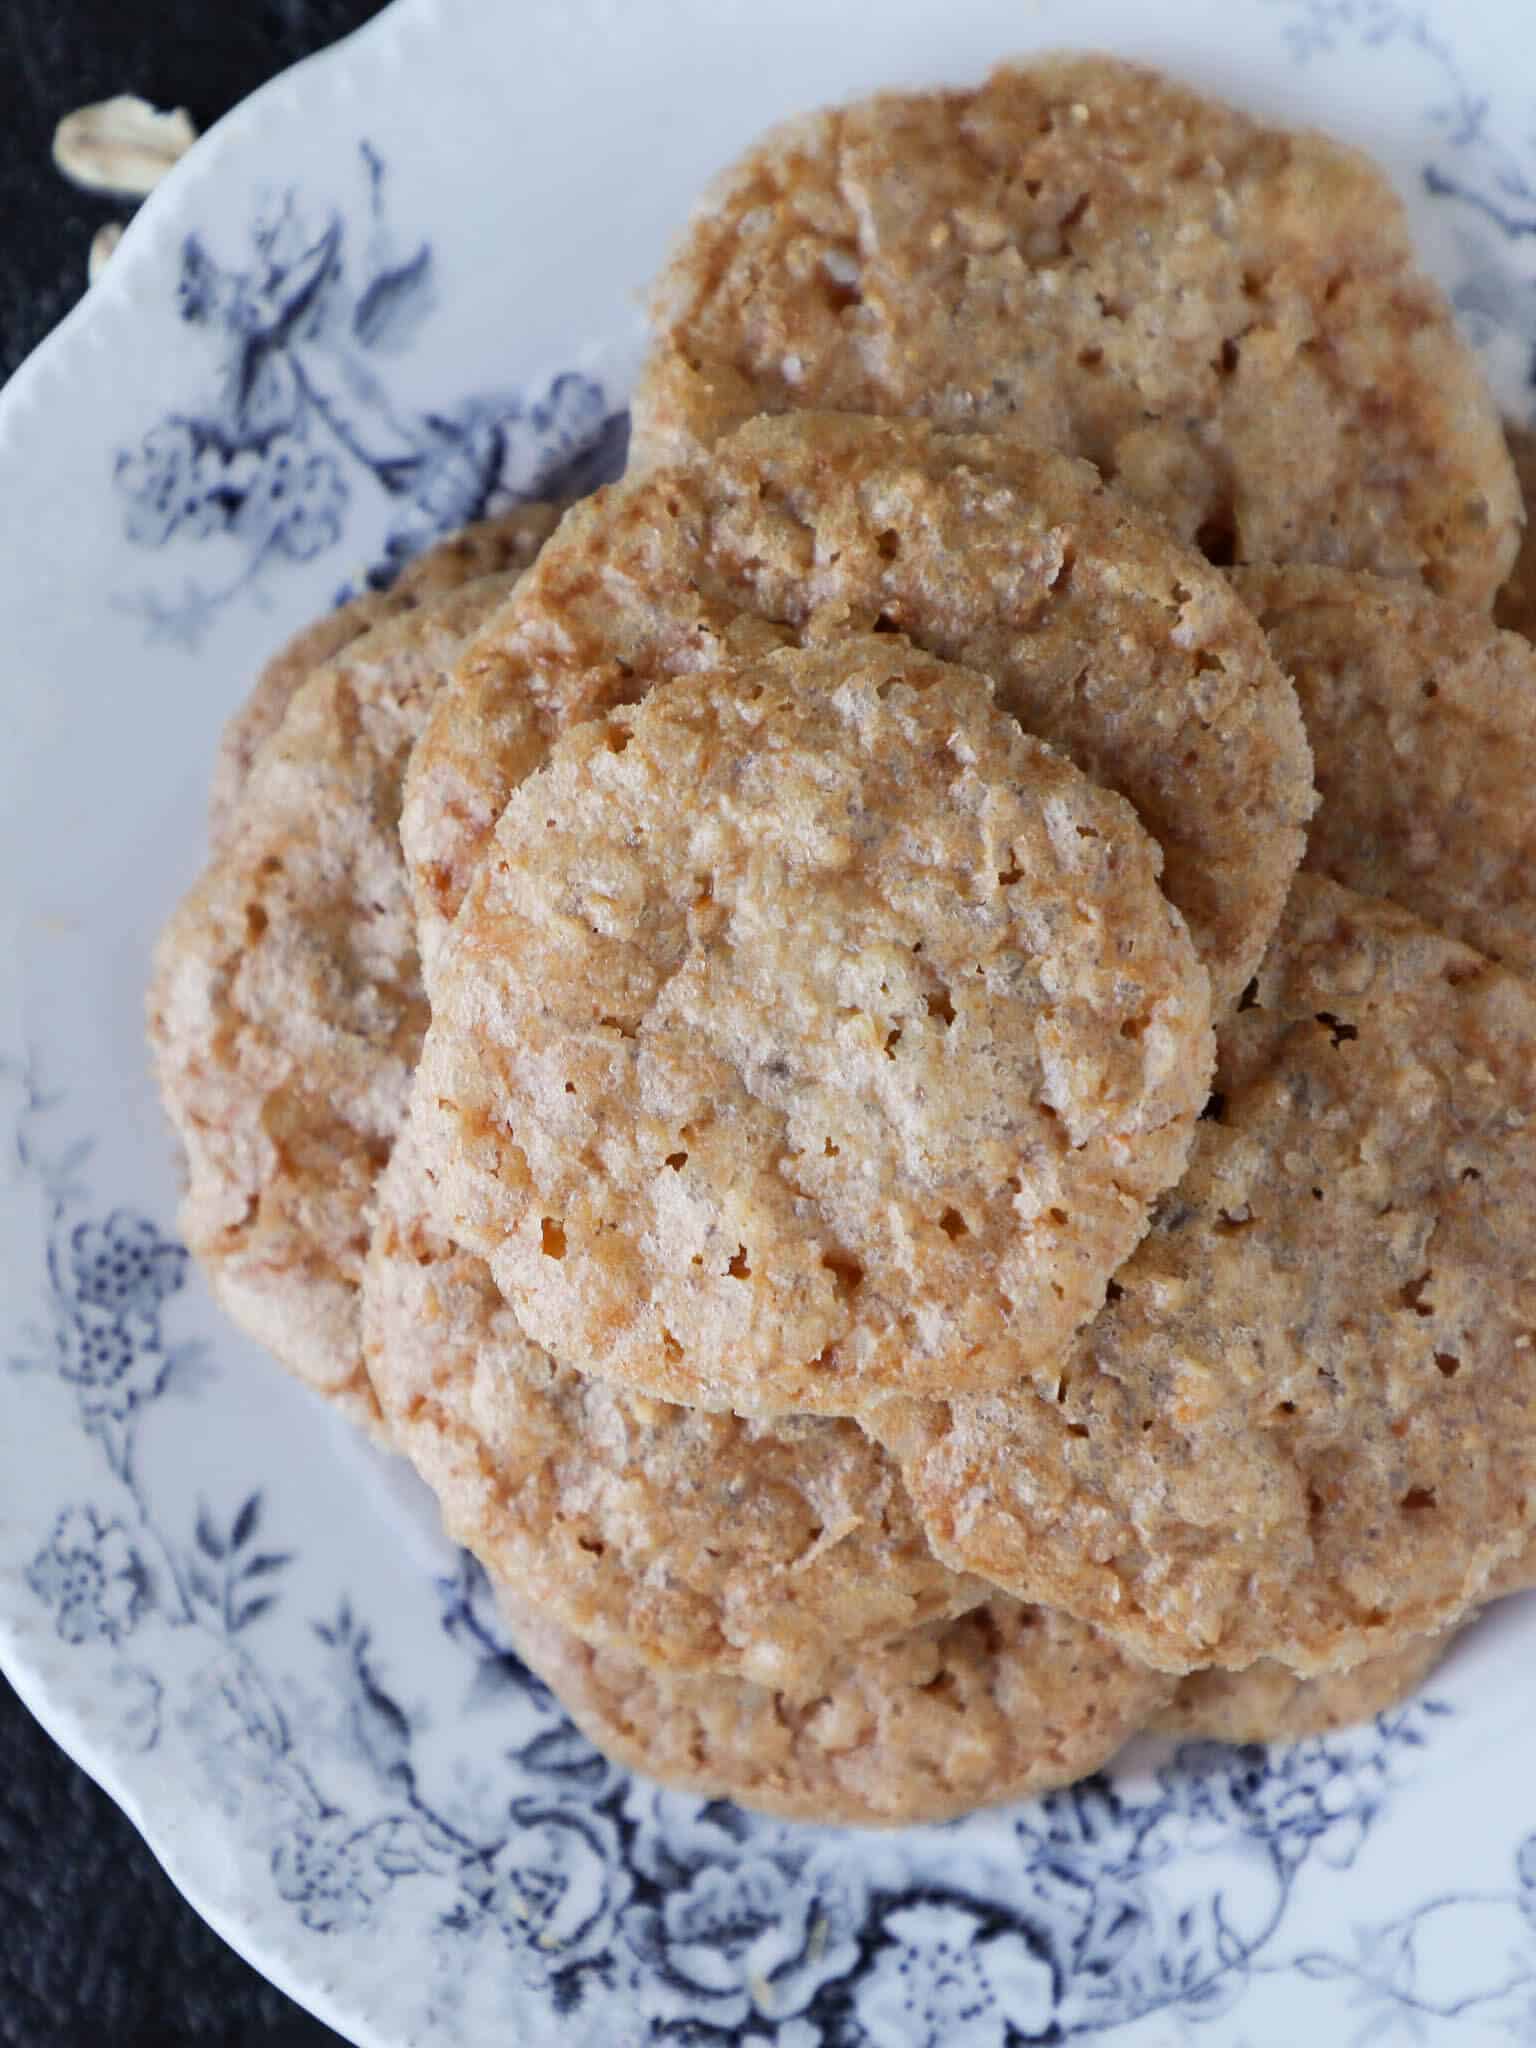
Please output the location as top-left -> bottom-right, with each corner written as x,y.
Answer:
5,3 -> 1536,2042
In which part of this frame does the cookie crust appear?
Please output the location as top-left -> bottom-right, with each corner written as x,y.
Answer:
416,637 -> 1212,1413
874,878 -> 1536,1675
634,56 -> 1517,606
404,413 -> 1311,1016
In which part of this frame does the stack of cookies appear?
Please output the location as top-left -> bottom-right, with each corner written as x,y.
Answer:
149,56 -> 1536,1827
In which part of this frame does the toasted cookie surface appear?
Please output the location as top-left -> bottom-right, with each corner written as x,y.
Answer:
208,505 -> 561,849
498,1585 -> 1173,1826
404,413 -> 1310,1014
1161,1537 -> 1536,1742
1237,566 -> 1536,977
632,57 -> 1517,608
364,1123 -> 985,1689
1155,1633 -> 1457,1744
1494,423 -> 1536,639
415,636 -> 1212,1414
873,878 -> 1536,1675
148,576 -> 517,1425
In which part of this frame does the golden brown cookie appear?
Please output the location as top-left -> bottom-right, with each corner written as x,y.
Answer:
1155,1634 -> 1458,1744
1494,422 -> 1536,639
1163,1527 -> 1536,1743
873,877 -> 1536,1676
364,1121 -> 985,1689
403,412 -> 1311,1014
1487,1535 -> 1536,1601
148,576 -> 518,1427
498,1584 -> 1174,1826
633,56 -> 1517,608
1236,566 -> 1536,977
208,505 -> 561,848
415,636 -> 1213,1415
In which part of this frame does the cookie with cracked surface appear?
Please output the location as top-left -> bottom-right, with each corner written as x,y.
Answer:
415,635 -> 1213,1415
1494,422 -> 1536,640
632,56 -> 1517,608
208,504 -> 561,849
872,877 -> 1536,1675
403,412 -> 1310,1013
497,1585 -> 1174,1826
1237,565 -> 1536,978
363,1122 -> 986,1691
148,575 -> 518,1428
1155,1634 -> 1458,1745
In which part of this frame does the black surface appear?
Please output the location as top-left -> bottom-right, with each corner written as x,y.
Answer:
1,3 -> 387,384
1,13 -> 387,2042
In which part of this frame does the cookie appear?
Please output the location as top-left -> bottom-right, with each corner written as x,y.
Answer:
1487,1536 -> 1536,1602
873,877 -> 1536,1675
497,1585 -> 1173,1826
1236,566 -> 1536,977
208,505 -> 561,848
415,636 -> 1213,1415
403,412 -> 1310,1014
1494,423 -> 1536,640
1161,1533 -> 1536,1742
1154,1632 -> 1457,1744
364,1121 -> 985,1690
633,56 -> 1517,608
148,576 -> 517,1426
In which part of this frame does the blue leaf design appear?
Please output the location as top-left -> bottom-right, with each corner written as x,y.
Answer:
239,1550 -> 292,1581
353,246 -> 433,352
520,1724 -> 609,1789
232,1595 -> 277,1633
269,218 -> 343,337
195,1502 -> 225,1561
230,1492 -> 261,1552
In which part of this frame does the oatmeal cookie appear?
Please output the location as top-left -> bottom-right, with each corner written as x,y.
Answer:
633,56 -> 1517,606
498,1585 -> 1173,1826
873,878 -> 1536,1675
363,1121 -> 985,1690
403,413 -> 1310,1014
1237,566 -> 1536,977
1155,1634 -> 1458,1744
208,504 -> 560,848
148,576 -> 517,1425
415,636 -> 1212,1414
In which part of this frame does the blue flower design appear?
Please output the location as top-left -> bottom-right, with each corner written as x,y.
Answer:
112,146 -> 625,648
114,422 -> 253,546
28,1507 -> 148,1646
468,1806 -> 630,1968
230,437 -> 347,562
1157,1737 -> 1375,1871
622,1790 -> 864,2029
55,1299 -> 169,1420
855,1901 -> 1056,2048
69,1210 -> 186,1314
272,1817 -> 384,1934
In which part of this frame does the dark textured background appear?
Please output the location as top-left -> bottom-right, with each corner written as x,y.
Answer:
1,11 -> 386,2041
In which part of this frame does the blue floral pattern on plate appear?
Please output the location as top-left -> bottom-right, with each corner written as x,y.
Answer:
11,1024 -> 1536,2044
111,142 -> 627,648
